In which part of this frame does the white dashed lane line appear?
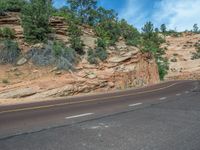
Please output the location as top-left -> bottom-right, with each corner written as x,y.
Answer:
160,97 -> 167,100
176,93 -> 181,96
66,113 -> 94,119
129,103 -> 143,107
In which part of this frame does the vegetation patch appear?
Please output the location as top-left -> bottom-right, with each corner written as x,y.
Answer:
0,0 -> 26,12
191,44 -> 200,60
87,47 -> 108,64
21,0 -> 52,43
26,41 -> 77,70
2,79 -> 9,84
140,22 -> 168,80
0,39 -> 21,64
0,27 -> 15,39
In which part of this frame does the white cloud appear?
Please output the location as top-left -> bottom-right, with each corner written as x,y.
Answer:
153,0 -> 200,31
120,0 -> 200,31
119,0 -> 148,28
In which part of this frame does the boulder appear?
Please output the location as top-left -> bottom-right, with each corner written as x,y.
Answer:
17,57 -> 27,66
0,87 -> 37,99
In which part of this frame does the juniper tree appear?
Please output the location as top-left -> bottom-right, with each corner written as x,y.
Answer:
193,24 -> 199,33
21,0 -> 52,43
160,24 -> 167,33
67,0 -> 97,24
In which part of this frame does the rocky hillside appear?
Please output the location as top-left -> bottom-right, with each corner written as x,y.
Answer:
163,33 -> 200,80
0,12 -> 159,102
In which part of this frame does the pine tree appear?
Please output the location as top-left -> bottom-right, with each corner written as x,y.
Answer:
21,0 -> 52,43
0,0 -> 26,12
67,0 -> 97,23
193,24 -> 199,33
160,24 -> 167,33
142,21 -> 154,39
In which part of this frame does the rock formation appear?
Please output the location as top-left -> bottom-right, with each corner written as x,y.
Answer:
0,12 -> 160,100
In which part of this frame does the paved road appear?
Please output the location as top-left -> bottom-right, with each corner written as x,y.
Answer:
0,80 -> 200,150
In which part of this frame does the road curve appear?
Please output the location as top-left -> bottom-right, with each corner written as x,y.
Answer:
0,80 -> 199,149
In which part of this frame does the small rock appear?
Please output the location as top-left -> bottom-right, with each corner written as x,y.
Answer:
51,67 -> 58,72
87,73 -> 97,79
17,57 -> 27,66
10,67 -> 18,72
109,46 -> 115,51
32,43 -> 45,49
14,72 -> 21,76
55,71 -> 62,75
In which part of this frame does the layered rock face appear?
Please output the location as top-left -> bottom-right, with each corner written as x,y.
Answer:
0,12 -> 160,100
163,33 -> 200,80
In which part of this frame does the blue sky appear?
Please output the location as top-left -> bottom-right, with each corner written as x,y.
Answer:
54,0 -> 200,31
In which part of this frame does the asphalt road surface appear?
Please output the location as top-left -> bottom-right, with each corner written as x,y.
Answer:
0,80 -> 200,150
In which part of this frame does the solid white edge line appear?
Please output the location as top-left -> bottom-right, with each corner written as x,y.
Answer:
129,103 -> 143,107
66,113 -> 94,119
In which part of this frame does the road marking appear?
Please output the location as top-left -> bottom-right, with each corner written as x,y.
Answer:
0,82 -> 179,115
160,97 -> 167,100
129,103 -> 142,107
176,93 -> 181,96
185,91 -> 189,94
66,113 -> 94,119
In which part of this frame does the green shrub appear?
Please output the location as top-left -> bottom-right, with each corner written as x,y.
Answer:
87,48 -> 98,64
52,41 -> 77,64
191,44 -> 200,60
0,27 -> 15,39
27,41 -> 77,70
95,21 -> 121,46
0,39 -> 21,64
95,47 -> 108,61
0,0 -> 26,12
96,38 -> 106,49
157,57 -> 169,80
21,0 -> 52,43
68,22 -> 82,37
69,37 -> 84,55
2,79 -> 9,84
68,22 -> 84,55
87,47 -> 108,64
52,41 -> 63,57
119,19 -> 140,46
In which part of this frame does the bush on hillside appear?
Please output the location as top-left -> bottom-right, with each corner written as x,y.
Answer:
95,21 -> 121,46
0,39 -> 21,64
0,0 -> 26,12
119,19 -> 140,46
69,37 -> 84,55
87,47 -> 108,64
0,27 -> 15,39
96,38 -> 107,49
26,41 -> 77,70
68,22 -> 84,55
87,48 -> 98,64
191,44 -> 200,60
52,7 -> 81,25
21,0 -> 52,43
157,57 -> 169,80
95,47 -> 108,61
